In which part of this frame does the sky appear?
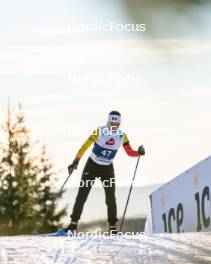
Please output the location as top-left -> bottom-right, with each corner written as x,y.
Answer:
0,0 -> 211,188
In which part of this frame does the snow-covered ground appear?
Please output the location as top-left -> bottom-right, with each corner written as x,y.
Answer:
0,232 -> 211,264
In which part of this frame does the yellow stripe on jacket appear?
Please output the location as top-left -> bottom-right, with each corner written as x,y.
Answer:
75,128 -> 99,160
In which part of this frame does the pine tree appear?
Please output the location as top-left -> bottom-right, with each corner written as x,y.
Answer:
0,103 -> 37,235
34,145 -> 67,233
0,103 -> 67,235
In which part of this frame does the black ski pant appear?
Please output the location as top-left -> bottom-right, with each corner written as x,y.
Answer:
71,157 -> 118,225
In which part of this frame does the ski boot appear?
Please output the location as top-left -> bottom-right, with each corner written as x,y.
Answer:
63,222 -> 78,236
109,225 -> 118,235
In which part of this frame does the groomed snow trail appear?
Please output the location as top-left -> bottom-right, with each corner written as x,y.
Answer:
0,232 -> 211,264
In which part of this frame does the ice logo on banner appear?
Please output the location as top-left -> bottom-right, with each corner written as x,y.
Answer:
146,156 -> 211,234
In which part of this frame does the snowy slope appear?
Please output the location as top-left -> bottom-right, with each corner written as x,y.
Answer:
1,232 -> 211,264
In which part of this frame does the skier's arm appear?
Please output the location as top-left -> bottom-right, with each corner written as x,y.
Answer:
68,128 -> 99,173
122,133 -> 140,157
75,128 -> 99,161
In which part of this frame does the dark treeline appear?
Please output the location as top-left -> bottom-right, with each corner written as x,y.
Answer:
0,103 -> 67,236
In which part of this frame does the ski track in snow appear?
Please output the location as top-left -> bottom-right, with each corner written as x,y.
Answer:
0,232 -> 211,264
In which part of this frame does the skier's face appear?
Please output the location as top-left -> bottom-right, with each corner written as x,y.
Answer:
108,122 -> 120,132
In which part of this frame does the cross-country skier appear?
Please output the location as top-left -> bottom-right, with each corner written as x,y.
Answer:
63,111 -> 145,235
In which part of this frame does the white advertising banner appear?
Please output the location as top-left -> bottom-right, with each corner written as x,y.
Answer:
150,156 -> 211,233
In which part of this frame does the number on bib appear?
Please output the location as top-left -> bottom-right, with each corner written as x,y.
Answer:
101,150 -> 112,157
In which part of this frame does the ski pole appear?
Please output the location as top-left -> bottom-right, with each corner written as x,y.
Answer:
43,167 -> 74,219
119,154 -> 141,232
